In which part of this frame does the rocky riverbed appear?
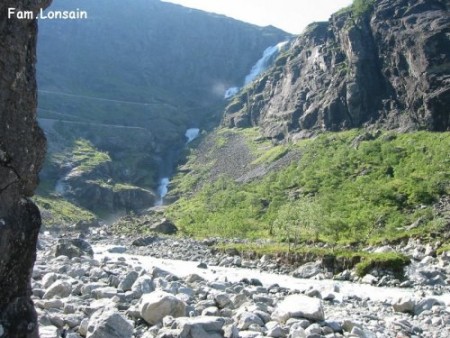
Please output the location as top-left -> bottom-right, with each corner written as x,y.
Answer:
33,232 -> 450,338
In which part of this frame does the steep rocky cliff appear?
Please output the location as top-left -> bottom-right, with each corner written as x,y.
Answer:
224,0 -> 449,140
0,0 -> 51,336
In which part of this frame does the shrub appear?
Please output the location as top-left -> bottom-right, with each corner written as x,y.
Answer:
355,253 -> 410,278
352,0 -> 375,17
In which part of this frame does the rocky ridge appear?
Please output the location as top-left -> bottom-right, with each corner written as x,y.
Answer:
224,0 -> 450,139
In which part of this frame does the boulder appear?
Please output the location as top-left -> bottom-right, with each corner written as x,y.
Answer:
237,312 -> 265,330
132,236 -> 157,247
139,291 -> 186,325
131,275 -> 154,297
361,274 -> 378,285
265,321 -> 286,337
107,246 -> 127,254
118,271 -> 139,292
175,316 -> 226,337
272,294 -> 325,323
393,297 -> 415,313
86,308 -> 133,338
149,218 -> 178,235
291,262 -> 322,279
40,326 -> 60,338
55,238 -> 93,258
74,219 -> 100,231
414,298 -> 443,315
43,280 -> 72,299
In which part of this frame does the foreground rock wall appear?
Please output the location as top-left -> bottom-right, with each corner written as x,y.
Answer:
224,0 -> 449,139
0,0 -> 51,336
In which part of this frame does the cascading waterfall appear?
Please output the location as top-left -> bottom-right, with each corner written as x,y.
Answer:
224,87 -> 240,99
224,40 -> 289,99
155,177 -> 170,206
55,178 -> 68,196
155,128 -> 200,206
185,128 -> 200,143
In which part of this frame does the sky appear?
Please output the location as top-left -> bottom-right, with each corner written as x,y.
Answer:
162,0 -> 353,34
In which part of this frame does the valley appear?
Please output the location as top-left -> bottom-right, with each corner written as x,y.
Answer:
28,0 -> 450,337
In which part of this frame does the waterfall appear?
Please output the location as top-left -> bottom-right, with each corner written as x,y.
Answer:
55,178 -> 68,196
155,177 -> 170,206
185,128 -> 200,143
224,87 -> 240,99
224,41 -> 289,99
155,128 -> 200,206
244,41 -> 288,85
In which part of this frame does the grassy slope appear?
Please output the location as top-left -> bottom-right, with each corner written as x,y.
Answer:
167,129 -> 450,246
34,195 -> 96,229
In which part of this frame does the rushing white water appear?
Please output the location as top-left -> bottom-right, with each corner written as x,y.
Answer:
154,128 -> 200,206
155,177 -> 170,206
54,179 -> 67,195
94,245 -> 450,306
224,87 -> 240,99
185,128 -> 200,143
244,41 -> 288,85
224,41 -> 289,99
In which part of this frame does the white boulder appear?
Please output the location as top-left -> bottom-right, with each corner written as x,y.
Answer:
139,291 -> 186,325
272,294 -> 325,323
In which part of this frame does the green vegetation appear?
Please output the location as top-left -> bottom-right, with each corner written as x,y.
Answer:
216,242 -> 410,278
70,139 -> 111,173
355,252 -> 410,278
47,138 -> 111,176
168,130 -> 450,246
87,179 -> 148,193
437,244 -> 450,255
252,145 -> 288,166
34,195 -> 96,228
352,0 -> 375,17
335,0 -> 375,18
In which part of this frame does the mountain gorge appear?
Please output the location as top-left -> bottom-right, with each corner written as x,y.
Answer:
36,0 -> 288,219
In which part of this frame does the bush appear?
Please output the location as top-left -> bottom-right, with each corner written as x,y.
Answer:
168,130 -> 450,244
355,253 -> 410,278
352,0 -> 375,17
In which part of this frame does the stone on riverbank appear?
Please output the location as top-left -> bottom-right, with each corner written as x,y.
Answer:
272,294 -> 325,323
87,308 -> 134,338
139,291 -> 186,325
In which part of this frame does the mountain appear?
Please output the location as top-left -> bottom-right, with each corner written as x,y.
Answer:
36,0 -> 289,217
224,0 -> 449,140
165,0 -> 450,246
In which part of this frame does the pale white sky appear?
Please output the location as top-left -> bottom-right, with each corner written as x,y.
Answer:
162,0 -> 353,34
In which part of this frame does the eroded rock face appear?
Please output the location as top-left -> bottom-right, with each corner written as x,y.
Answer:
224,0 -> 449,138
0,1 -> 51,336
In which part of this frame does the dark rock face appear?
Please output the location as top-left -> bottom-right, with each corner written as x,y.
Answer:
0,0 -> 51,336
149,218 -> 178,235
65,171 -> 157,214
54,238 -> 93,259
224,0 -> 449,139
